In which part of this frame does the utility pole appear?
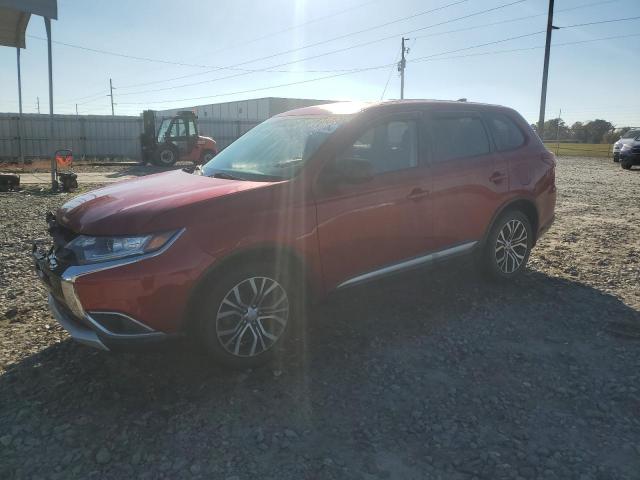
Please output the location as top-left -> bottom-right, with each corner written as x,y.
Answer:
537,0 -> 558,139
16,48 -> 24,165
108,78 -> 115,116
398,37 -> 409,99
37,96 -> 40,114
75,103 -> 78,116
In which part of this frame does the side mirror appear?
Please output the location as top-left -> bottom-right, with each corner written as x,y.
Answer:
322,157 -> 373,187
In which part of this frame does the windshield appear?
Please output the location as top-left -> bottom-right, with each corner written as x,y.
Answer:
156,119 -> 171,142
201,115 -> 352,180
621,129 -> 640,139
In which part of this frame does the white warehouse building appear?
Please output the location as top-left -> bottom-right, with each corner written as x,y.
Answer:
155,97 -> 332,122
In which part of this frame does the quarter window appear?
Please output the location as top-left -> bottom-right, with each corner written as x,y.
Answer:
342,120 -> 418,175
432,115 -> 490,162
486,113 -> 525,151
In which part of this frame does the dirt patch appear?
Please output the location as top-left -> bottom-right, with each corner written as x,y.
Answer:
1,157 -> 639,479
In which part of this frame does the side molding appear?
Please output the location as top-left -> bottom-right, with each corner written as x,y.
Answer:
336,241 -> 477,289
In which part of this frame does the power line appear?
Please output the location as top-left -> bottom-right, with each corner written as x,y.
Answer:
115,0 -> 474,90
409,32 -> 640,64
116,0 -> 527,97
557,15 -> 640,29
411,0 -> 624,40
26,0 -> 467,86
118,31 -> 639,106
206,0 -> 383,55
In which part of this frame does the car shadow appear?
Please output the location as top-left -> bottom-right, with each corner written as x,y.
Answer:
1,262 -> 639,478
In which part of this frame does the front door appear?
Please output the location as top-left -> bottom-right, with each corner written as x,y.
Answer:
168,118 -> 190,157
314,114 -> 434,290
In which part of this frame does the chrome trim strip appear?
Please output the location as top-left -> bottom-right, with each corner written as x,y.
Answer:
84,312 -> 164,339
61,228 -> 185,282
48,294 -> 109,351
336,241 -> 478,289
88,310 -> 155,333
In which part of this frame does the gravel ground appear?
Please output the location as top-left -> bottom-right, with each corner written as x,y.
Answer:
1,156 -> 639,479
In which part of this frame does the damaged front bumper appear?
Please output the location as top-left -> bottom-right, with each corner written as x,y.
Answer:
33,240 -> 170,351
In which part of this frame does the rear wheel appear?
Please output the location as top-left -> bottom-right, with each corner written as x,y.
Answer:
155,145 -> 178,167
195,262 -> 302,369
481,210 -> 533,280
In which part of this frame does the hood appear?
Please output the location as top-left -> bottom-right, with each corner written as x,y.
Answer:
58,170 -> 274,235
615,138 -> 638,147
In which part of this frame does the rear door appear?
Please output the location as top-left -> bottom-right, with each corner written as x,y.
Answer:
427,111 -> 507,250
315,113 -> 434,289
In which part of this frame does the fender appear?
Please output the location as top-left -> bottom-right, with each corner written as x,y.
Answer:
182,242 -> 317,331
479,195 -> 540,249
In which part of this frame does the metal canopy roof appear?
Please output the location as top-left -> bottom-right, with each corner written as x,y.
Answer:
0,0 -> 58,48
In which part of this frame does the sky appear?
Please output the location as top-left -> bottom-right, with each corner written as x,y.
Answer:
0,0 -> 638,127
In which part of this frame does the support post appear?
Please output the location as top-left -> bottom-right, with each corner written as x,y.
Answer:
399,37 -> 408,100
45,17 -> 56,189
109,78 -> 115,116
17,48 -> 24,165
537,0 -> 556,139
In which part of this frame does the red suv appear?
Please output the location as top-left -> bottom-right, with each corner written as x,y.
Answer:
34,100 -> 556,368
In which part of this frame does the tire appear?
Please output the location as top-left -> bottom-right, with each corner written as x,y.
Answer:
200,149 -> 216,163
621,160 -> 632,170
194,261 -> 304,369
480,210 -> 533,280
155,145 -> 178,167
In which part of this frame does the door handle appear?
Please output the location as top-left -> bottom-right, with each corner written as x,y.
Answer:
489,172 -> 507,184
407,187 -> 430,200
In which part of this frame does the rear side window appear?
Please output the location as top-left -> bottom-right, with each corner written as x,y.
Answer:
486,113 -> 525,151
432,115 -> 490,162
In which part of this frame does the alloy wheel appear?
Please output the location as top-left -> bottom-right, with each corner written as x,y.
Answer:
215,276 -> 289,357
495,219 -> 528,274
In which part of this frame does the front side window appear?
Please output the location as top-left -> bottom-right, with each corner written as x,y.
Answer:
157,119 -> 171,142
341,120 -> 418,175
432,115 -> 490,162
486,113 -> 525,151
202,115 -> 352,180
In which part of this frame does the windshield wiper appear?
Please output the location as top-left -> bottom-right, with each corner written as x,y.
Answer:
211,171 -> 247,181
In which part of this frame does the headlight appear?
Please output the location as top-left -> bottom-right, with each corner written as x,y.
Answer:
621,144 -> 632,152
65,230 -> 180,265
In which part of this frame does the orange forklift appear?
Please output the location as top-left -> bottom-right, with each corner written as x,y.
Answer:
141,110 -> 217,167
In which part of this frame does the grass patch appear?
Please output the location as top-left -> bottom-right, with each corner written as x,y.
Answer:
544,143 -> 612,158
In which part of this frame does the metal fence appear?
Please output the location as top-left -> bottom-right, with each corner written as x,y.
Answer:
0,113 -> 260,162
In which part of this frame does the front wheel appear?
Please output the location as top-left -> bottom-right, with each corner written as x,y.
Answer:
480,211 -> 533,280
155,145 -> 178,167
621,160 -> 632,170
195,262 -> 301,368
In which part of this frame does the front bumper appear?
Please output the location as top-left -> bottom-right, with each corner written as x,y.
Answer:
34,247 -> 172,351
620,150 -> 640,165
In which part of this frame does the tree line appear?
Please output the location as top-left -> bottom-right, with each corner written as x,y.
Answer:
529,119 -> 637,144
